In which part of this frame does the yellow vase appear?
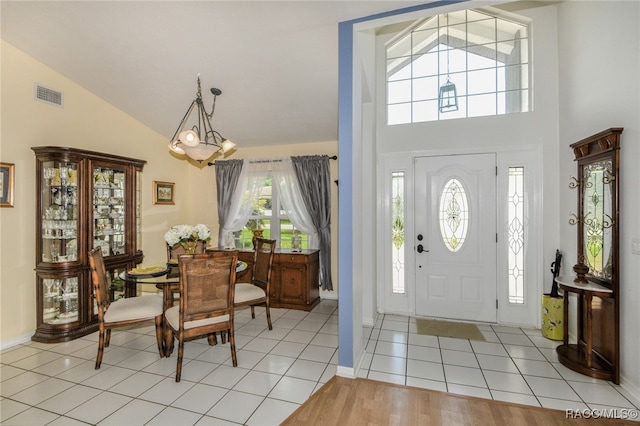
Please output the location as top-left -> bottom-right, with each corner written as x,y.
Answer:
182,240 -> 198,255
541,294 -> 564,341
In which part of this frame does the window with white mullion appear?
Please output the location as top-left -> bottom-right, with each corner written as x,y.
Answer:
238,174 -> 309,250
386,8 -> 529,124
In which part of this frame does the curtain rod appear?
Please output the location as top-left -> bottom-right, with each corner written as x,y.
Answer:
207,155 -> 337,167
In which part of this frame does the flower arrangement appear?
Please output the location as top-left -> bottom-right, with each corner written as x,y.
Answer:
164,224 -> 211,253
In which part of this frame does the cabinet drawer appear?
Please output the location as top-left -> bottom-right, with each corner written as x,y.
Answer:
275,252 -> 318,264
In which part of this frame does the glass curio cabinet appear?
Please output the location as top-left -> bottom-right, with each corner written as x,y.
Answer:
32,147 -> 146,342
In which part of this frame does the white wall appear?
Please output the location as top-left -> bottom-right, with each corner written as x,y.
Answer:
557,0 -> 640,401
354,28 -> 379,328
371,4 -> 561,319
0,41 -> 193,345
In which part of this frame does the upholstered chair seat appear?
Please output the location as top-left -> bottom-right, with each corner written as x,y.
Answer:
234,284 -> 266,303
103,295 -> 163,323
165,306 -> 230,330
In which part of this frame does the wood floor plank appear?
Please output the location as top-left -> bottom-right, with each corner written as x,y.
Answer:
282,376 -> 636,426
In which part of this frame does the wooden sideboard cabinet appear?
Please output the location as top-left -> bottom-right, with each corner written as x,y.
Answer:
214,248 -> 320,311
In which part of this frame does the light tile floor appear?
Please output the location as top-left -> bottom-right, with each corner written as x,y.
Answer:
2,303 -> 639,425
359,314 -> 640,421
1,301 -> 338,426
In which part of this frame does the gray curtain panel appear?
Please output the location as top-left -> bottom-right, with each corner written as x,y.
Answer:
214,159 -> 243,247
292,155 -> 333,291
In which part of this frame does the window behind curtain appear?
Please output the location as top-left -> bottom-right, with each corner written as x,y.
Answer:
233,175 -> 309,249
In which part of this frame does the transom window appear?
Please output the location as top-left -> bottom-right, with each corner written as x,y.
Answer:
386,9 -> 530,124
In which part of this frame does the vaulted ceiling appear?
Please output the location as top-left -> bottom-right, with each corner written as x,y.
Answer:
1,1 -> 430,148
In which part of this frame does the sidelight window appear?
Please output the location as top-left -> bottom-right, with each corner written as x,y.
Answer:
391,172 -> 406,294
507,166 -> 525,304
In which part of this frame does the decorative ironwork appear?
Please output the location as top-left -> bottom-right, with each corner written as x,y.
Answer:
568,176 -> 580,189
568,212 -> 581,226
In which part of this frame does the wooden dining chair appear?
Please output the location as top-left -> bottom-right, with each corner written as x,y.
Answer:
165,251 -> 238,382
162,241 -> 208,312
88,247 -> 164,369
234,238 -> 276,330
166,241 -> 206,277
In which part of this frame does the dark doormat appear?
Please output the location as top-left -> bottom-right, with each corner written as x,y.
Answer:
415,318 -> 486,341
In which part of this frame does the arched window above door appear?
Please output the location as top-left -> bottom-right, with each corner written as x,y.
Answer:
386,8 -> 530,124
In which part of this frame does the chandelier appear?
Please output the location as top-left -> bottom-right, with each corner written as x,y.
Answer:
168,76 -> 236,162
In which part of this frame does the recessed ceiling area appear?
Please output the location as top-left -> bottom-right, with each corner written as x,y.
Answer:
1,1 -> 429,147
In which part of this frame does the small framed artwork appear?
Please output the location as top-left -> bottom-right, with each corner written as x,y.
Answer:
0,162 -> 15,208
153,181 -> 175,205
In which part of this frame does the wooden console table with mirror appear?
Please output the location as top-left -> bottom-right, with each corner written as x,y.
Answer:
556,128 -> 621,384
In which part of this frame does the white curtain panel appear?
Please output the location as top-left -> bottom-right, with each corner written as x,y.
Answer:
273,157 -> 317,247
221,159 -> 268,235
221,158 -> 316,246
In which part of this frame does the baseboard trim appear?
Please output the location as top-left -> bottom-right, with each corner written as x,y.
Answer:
319,292 -> 338,300
0,332 -> 33,351
619,374 -> 640,408
336,365 -> 356,378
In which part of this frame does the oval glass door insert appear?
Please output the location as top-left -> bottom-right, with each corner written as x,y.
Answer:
439,178 -> 469,252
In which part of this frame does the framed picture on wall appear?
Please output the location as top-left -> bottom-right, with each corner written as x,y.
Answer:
0,162 -> 15,207
153,181 -> 175,205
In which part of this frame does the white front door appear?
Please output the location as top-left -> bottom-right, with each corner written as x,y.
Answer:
414,154 -> 497,322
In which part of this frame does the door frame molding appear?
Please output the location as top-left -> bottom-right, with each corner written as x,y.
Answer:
377,145 -> 542,327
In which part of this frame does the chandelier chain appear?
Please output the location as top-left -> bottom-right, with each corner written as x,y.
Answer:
196,76 -> 217,120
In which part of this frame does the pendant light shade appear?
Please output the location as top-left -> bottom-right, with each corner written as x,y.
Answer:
439,78 -> 459,112
168,76 -> 236,162
439,14 -> 458,113
179,129 -> 200,147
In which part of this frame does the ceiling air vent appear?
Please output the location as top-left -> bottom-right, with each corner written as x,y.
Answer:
34,83 -> 63,107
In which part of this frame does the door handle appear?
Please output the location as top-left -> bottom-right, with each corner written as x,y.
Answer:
417,244 -> 429,253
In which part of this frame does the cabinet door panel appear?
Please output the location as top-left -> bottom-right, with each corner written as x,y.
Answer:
279,264 -> 307,304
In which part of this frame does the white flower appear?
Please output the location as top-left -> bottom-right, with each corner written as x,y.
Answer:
164,224 -> 211,246
194,224 -> 211,241
163,227 -> 182,246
